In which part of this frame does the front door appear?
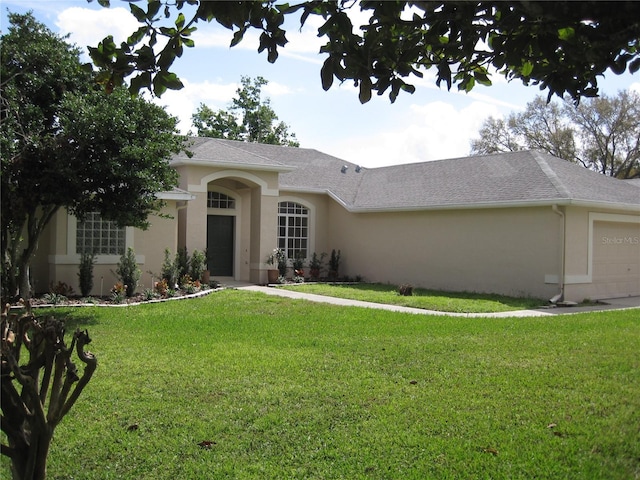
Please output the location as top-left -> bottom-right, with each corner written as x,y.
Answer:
207,215 -> 234,276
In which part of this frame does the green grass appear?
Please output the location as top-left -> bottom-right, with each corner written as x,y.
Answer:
280,282 -> 546,313
3,290 -> 639,479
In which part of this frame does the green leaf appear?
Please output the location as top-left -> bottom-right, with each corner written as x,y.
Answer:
148,0 -> 161,19
320,58 -> 334,90
130,72 -> 152,94
521,61 -> 534,77
267,48 -> 278,63
230,29 -> 245,48
359,77 -> 373,104
473,70 -> 492,86
176,13 -> 185,30
127,27 -> 148,46
157,71 -> 184,90
129,3 -> 147,22
557,27 -> 575,41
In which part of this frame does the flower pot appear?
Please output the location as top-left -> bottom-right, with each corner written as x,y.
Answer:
267,269 -> 279,284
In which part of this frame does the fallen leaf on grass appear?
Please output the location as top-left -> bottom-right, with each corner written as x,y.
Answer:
198,440 -> 216,449
126,424 -> 139,432
547,423 -> 557,429
409,380 -> 418,385
482,447 -> 499,456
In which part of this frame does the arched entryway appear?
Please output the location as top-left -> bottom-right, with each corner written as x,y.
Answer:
181,168 -> 280,283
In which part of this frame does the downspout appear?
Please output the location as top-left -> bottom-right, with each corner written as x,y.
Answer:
550,205 -> 565,304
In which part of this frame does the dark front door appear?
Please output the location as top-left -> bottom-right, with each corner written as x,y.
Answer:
207,215 -> 234,276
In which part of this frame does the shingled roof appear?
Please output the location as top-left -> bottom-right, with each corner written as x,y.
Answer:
173,138 -> 640,212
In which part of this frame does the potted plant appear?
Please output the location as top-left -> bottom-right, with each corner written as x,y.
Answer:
266,248 -> 286,283
292,251 -> 306,278
308,252 -> 326,280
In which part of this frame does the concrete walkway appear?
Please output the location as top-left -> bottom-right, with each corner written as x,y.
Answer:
236,285 -> 640,318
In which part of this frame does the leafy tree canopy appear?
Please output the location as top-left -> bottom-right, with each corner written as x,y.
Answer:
470,90 -> 640,179
192,76 -> 299,146
89,1 -> 640,104
1,12 -> 183,300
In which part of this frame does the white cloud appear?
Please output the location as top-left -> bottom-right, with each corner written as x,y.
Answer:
329,100 -> 502,168
151,80 -> 239,134
264,82 -> 294,97
56,7 -> 139,59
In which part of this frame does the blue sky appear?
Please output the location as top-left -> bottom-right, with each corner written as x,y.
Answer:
3,1 -> 639,168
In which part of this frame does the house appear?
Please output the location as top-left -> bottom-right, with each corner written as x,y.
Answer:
33,138 -> 640,302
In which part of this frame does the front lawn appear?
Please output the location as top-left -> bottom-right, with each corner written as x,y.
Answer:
280,282 -> 547,313
3,290 -> 638,479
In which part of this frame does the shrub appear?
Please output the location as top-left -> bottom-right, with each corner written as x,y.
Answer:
143,288 -> 159,301
50,281 -> 75,297
398,284 -> 413,296
115,248 -> 140,297
176,246 -> 190,279
110,282 -> 126,304
161,248 -> 179,287
42,292 -> 68,305
189,249 -> 207,281
77,251 -> 96,297
329,249 -> 341,278
155,279 -> 169,297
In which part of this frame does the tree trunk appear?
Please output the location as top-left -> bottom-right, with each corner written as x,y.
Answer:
1,306 -> 97,480
9,428 -> 53,480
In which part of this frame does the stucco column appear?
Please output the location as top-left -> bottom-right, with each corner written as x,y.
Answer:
250,189 -> 279,284
179,191 -> 208,253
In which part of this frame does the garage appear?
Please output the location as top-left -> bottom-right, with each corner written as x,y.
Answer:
592,219 -> 640,299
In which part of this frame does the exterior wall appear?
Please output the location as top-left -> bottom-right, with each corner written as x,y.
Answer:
41,203 -> 180,297
563,207 -> 640,301
134,205 -> 181,291
326,204 -> 563,300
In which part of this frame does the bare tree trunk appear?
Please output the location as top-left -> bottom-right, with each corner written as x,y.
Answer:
1,303 -> 97,480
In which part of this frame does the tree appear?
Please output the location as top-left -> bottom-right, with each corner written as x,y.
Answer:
192,76 -> 299,146
89,1 -> 640,104
1,13 -> 183,302
1,303 -> 97,480
470,91 -> 640,178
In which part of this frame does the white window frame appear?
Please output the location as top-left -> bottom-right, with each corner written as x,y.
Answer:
277,200 -> 312,262
207,191 -> 236,209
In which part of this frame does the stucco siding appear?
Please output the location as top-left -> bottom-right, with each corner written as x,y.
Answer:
328,205 -> 561,300
41,204 -> 180,297
134,205 -> 181,291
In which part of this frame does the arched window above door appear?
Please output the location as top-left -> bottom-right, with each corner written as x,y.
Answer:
207,191 -> 235,209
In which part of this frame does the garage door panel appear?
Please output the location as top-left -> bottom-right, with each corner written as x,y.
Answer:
592,221 -> 640,298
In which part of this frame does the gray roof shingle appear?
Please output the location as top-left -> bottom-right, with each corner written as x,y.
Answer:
173,138 -> 640,211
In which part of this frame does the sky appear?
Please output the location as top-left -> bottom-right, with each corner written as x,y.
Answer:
3,1 -> 640,168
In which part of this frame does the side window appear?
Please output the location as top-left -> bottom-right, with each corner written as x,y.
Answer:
76,212 -> 126,255
277,202 -> 308,260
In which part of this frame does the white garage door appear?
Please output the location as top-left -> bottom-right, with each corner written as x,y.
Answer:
592,221 -> 640,298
